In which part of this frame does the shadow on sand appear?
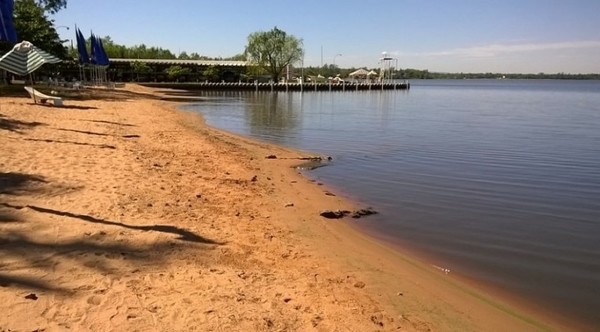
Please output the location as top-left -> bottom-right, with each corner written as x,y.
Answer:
0,113 -> 46,134
23,137 -> 117,149
0,171 -> 222,293
1,203 -> 220,244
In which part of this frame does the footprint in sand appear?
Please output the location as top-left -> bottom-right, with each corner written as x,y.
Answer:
87,295 -> 102,306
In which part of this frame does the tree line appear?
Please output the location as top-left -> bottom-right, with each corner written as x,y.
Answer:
96,36 -> 245,61
396,70 -> 600,80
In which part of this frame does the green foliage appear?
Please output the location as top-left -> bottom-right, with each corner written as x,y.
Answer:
178,51 -> 190,60
130,61 -> 151,81
395,68 -> 432,79
34,0 -> 67,14
80,36 -> 242,62
227,53 -> 246,61
202,65 -> 219,81
245,26 -> 303,81
9,0 -> 67,59
421,71 -> 600,80
98,36 -> 176,59
125,44 -> 175,59
392,70 -> 600,80
189,52 -> 209,60
164,65 -> 191,81
98,36 -> 132,58
98,37 -> 227,61
244,64 -> 266,78
131,61 -> 151,73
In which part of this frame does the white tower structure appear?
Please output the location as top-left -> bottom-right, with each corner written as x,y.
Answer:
379,51 -> 397,83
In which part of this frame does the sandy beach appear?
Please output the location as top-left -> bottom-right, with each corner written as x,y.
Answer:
0,85 -> 576,331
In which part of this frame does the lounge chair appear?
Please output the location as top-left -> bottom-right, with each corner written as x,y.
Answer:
24,86 -> 64,106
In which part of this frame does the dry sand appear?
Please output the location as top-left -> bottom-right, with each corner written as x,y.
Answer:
0,85 -> 577,331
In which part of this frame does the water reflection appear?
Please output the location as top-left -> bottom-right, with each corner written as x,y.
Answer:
243,92 -> 302,145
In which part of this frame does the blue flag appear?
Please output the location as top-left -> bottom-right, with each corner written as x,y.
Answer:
97,37 -> 109,66
0,0 -> 17,43
89,32 -> 109,66
90,32 -> 107,65
90,33 -> 97,64
75,27 -> 89,64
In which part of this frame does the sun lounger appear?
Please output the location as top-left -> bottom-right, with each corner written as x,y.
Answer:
24,86 -> 64,106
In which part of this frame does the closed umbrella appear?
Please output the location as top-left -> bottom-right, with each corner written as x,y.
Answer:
0,41 -> 62,103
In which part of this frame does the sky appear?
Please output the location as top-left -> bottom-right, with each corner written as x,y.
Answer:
53,0 -> 600,74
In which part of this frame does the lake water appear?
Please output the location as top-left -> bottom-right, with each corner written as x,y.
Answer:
182,80 -> 600,328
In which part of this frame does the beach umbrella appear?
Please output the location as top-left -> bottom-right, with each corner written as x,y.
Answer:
0,41 -> 62,103
0,40 -> 61,77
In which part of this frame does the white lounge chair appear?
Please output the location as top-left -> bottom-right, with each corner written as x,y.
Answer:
24,86 -> 64,106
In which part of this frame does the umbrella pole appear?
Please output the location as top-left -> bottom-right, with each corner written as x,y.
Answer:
30,73 -> 37,104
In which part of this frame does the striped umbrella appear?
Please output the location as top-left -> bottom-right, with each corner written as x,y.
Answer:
0,40 -> 61,76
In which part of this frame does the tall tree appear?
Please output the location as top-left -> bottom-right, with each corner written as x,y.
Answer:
245,26 -> 303,82
11,0 -> 67,58
35,0 -> 67,14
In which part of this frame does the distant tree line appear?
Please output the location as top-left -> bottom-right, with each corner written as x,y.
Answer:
95,36 -> 245,61
393,69 -> 600,80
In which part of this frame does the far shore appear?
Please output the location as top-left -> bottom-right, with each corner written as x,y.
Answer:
0,84 -> 585,331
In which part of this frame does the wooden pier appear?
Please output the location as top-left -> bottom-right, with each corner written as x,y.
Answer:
142,81 -> 410,92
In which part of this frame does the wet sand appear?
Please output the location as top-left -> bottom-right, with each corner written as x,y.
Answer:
0,84 -> 579,331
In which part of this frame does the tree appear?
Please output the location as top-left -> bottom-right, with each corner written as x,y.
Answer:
245,26 -> 303,82
165,65 -> 190,82
35,0 -> 67,14
189,52 -> 207,60
202,65 -> 219,82
131,61 -> 151,81
11,0 -> 67,59
226,53 -> 246,61
178,51 -> 190,60
100,36 -> 129,58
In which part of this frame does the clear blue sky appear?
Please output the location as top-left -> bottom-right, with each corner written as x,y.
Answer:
53,0 -> 600,74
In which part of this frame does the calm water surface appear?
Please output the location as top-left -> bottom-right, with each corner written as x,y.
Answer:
183,80 -> 600,328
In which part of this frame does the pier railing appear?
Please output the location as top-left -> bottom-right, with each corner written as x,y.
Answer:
141,81 -> 410,92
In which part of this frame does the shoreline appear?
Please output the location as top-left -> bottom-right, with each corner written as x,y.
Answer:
350,223 -> 590,331
181,91 -> 596,331
0,85 -> 583,331
295,169 -> 590,332
180,89 -> 593,331
176,89 -> 588,331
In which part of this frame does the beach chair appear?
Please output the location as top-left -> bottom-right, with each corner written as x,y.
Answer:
24,86 -> 64,106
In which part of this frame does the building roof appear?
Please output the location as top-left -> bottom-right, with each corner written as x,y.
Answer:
109,58 -> 247,67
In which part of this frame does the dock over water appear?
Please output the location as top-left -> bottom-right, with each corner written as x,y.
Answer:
142,81 -> 410,92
